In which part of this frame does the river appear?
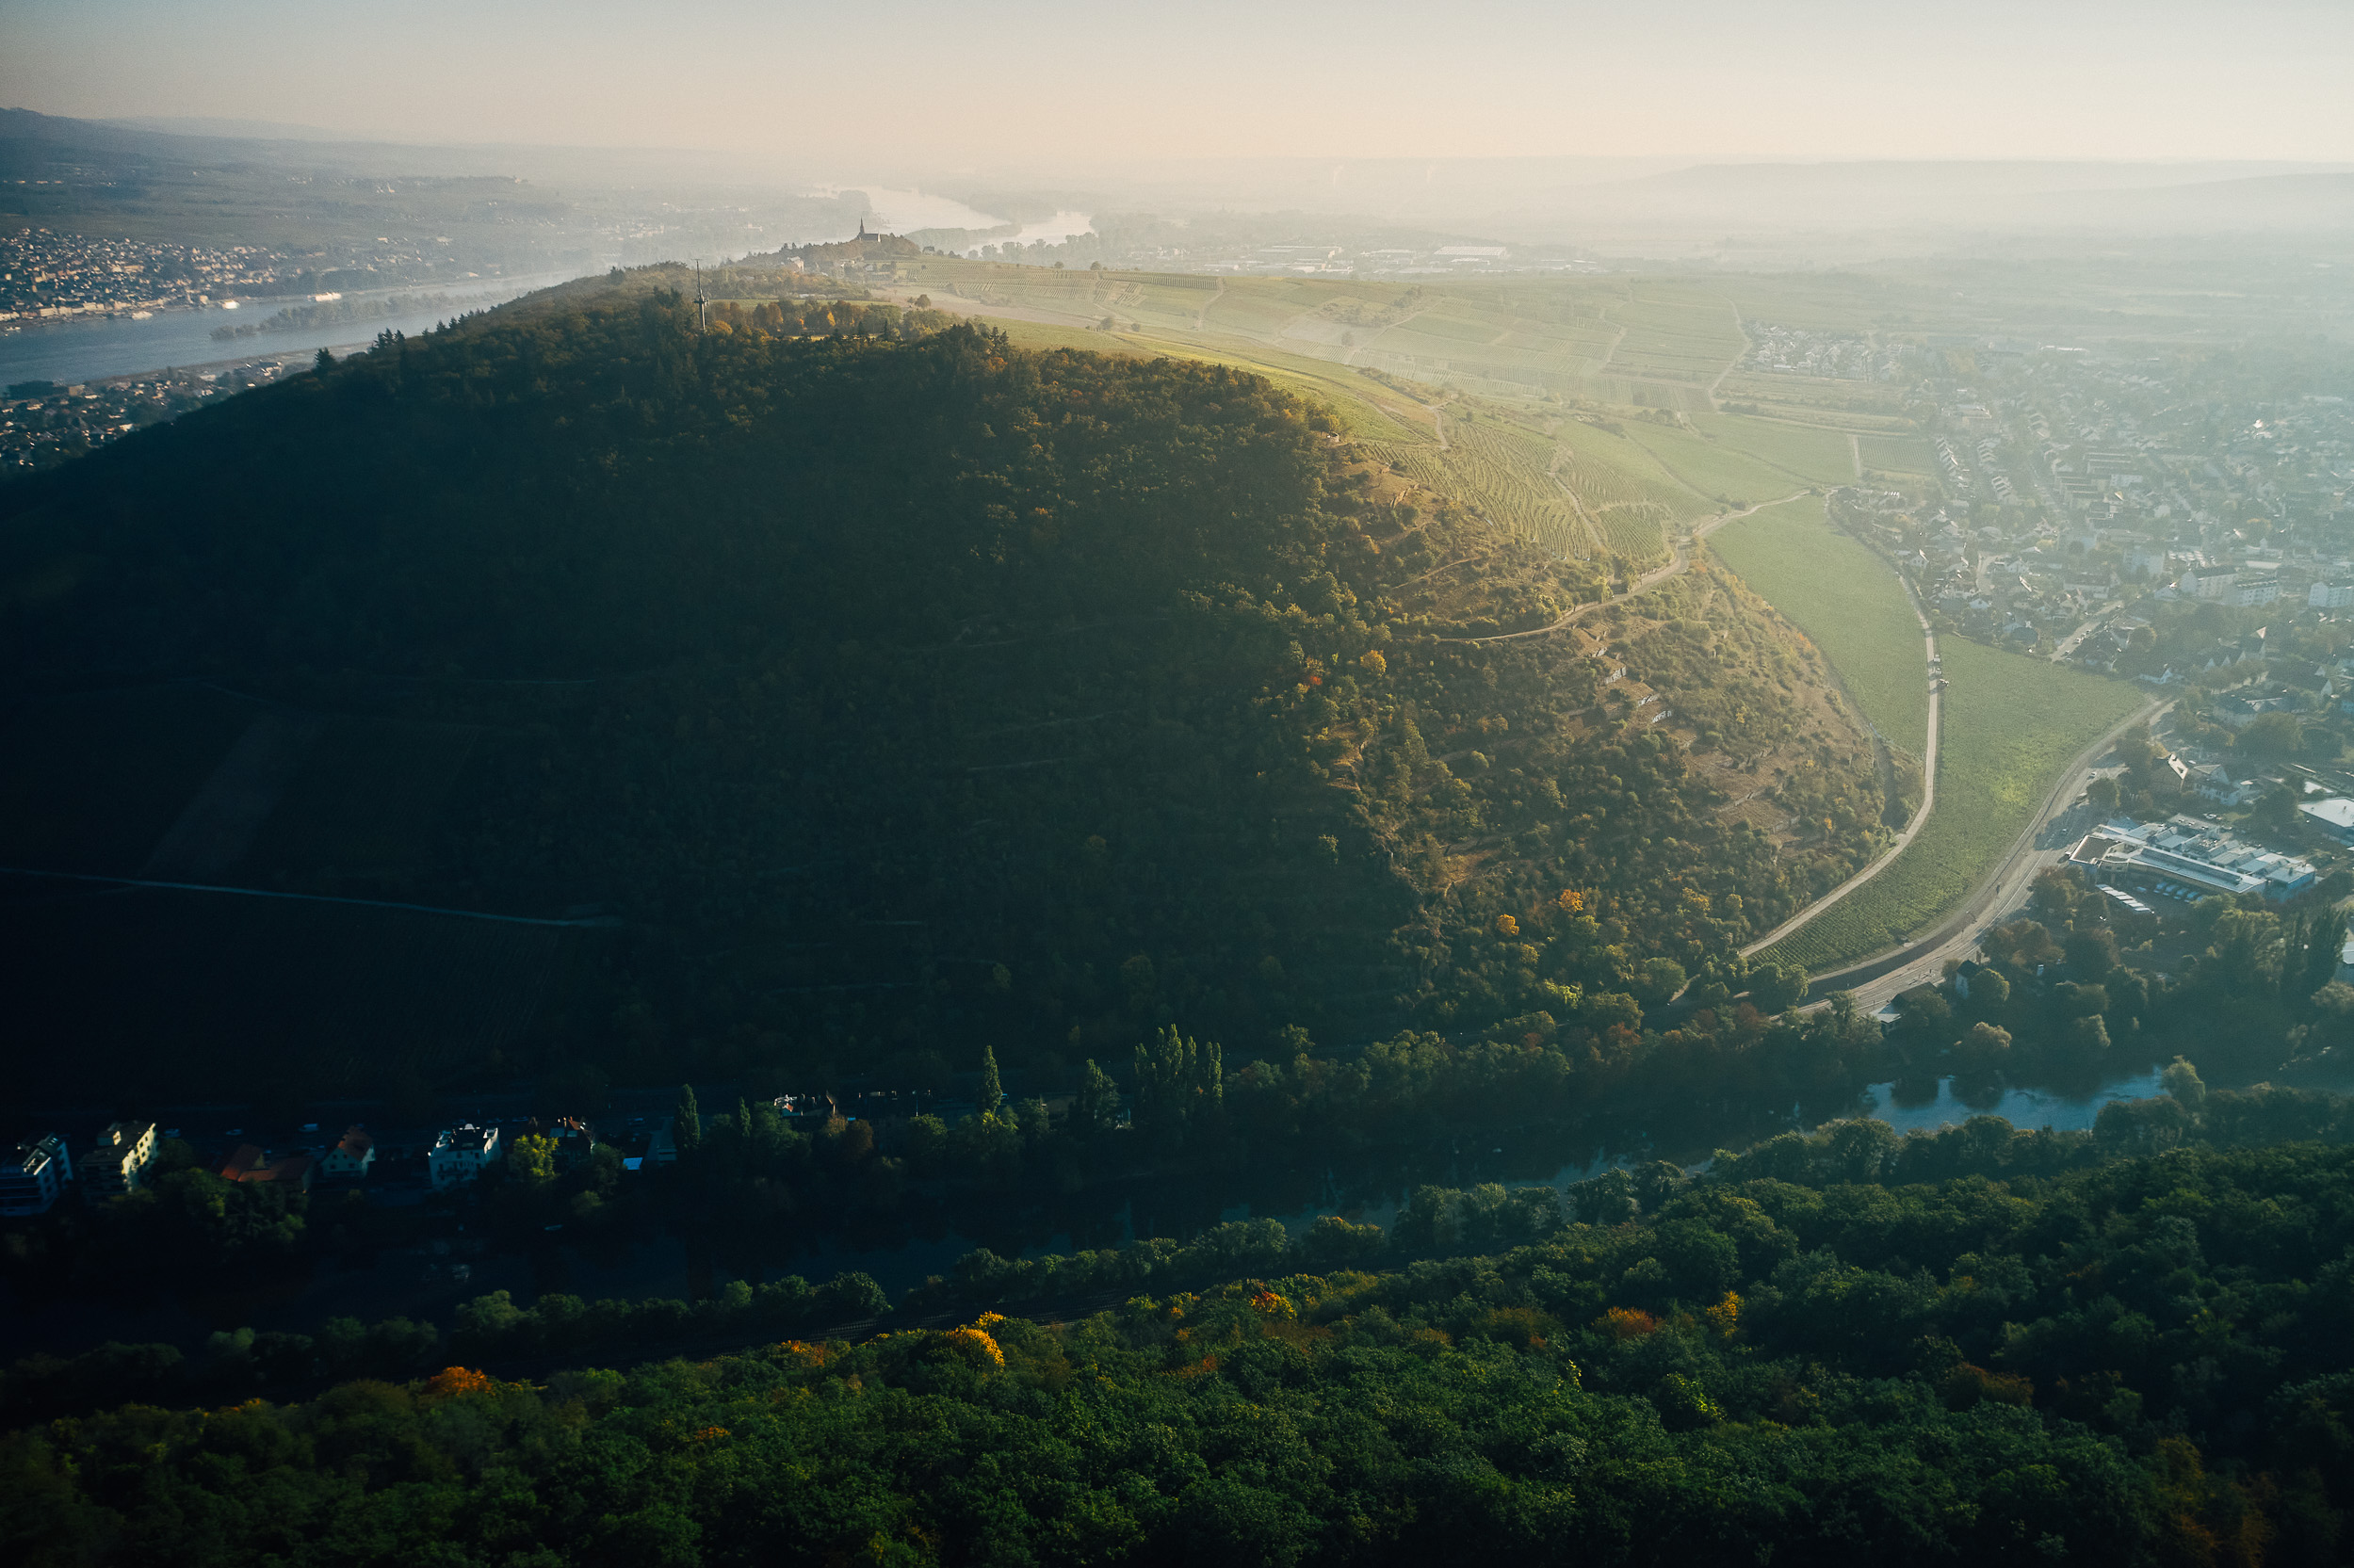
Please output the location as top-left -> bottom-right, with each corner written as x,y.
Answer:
0,269 -> 588,390
824,186 -> 1093,250
11,1054 -> 2313,1364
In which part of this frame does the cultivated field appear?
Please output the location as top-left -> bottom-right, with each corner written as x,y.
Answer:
1859,433 -> 1940,477
1707,496 -> 1929,755
878,262 -> 1929,575
1756,638 -> 2144,974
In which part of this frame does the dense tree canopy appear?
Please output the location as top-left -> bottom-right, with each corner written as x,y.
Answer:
10,1124 -> 2354,1566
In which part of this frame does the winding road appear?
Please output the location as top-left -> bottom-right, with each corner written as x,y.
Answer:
1794,696 -> 2167,1011
1740,584 -> 1940,959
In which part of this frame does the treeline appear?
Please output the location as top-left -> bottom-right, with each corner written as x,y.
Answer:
581,1000 -> 1887,1237
1891,862 -> 2354,1079
13,1122 -> 2354,1563
702,297 -> 954,340
19,1074 -> 2353,1430
0,1270 -> 889,1429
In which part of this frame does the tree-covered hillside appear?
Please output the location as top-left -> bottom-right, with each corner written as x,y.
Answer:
0,286 -> 1884,1097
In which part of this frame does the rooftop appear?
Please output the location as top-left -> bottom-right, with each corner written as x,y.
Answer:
2300,798 -> 2354,831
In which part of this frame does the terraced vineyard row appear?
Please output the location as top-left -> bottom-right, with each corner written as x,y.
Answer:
1444,426 -> 1592,557
1361,433 -> 1592,559
1592,505 -> 1673,563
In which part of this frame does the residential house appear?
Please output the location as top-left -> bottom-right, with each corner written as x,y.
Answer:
0,1134 -> 71,1216
318,1125 -> 376,1181
77,1121 -> 156,1198
547,1117 -> 597,1172
219,1144 -> 317,1191
429,1123 -> 502,1188
2187,760 -> 2255,807
2215,688 -> 2297,728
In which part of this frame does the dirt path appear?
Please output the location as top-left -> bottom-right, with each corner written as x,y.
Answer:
1548,445 -> 1609,556
1709,300 -> 1750,408
1795,697 -> 2168,1010
1739,581 -> 1940,959
1446,490 -> 1810,644
1194,277 -> 1225,331
1851,431 -> 1863,478
1593,315 -> 1630,375
1343,303 -> 1433,367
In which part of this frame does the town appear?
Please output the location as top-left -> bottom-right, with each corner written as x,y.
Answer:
1,358 -> 298,472
0,227 -> 302,321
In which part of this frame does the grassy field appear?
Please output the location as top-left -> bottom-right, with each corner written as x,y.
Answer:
1707,497 -> 1929,755
1859,433 -> 1940,476
1758,638 -> 2146,975
986,320 -> 1157,360
1621,421 -> 1809,509
1692,413 -> 1859,485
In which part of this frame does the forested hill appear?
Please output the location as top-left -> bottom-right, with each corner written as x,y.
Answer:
0,286 -> 1885,1095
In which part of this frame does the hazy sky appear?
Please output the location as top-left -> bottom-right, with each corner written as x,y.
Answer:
4,0 -> 2349,166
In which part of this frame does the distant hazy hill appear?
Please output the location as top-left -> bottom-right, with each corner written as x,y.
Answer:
0,107 -> 864,253
0,283 -> 1882,1101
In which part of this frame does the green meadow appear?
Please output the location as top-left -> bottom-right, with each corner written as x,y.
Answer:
1707,496 -> 1928,754
1760,639 -> 2144,974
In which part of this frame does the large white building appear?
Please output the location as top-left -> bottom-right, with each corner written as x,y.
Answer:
2072,815 -> 2316,901
0,1134 -> 71,1216
77,1121 -> 156,1198
428,1123 -> 503,1188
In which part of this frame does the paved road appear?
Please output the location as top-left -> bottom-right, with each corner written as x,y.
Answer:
1741,582 -> 1940,958
1799,696 -> 2167,1011
2049,603 -> 2121,664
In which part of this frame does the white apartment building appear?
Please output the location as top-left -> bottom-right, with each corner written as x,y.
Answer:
429,1123 -> 503,1188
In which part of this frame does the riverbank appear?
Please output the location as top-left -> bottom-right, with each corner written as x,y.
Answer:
0,269 -> 585,389
6,1048 -> 2311,1369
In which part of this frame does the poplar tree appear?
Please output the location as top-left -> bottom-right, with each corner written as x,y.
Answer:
1076,1059 -> 1120,1135
979,1044 -> 1004,1113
